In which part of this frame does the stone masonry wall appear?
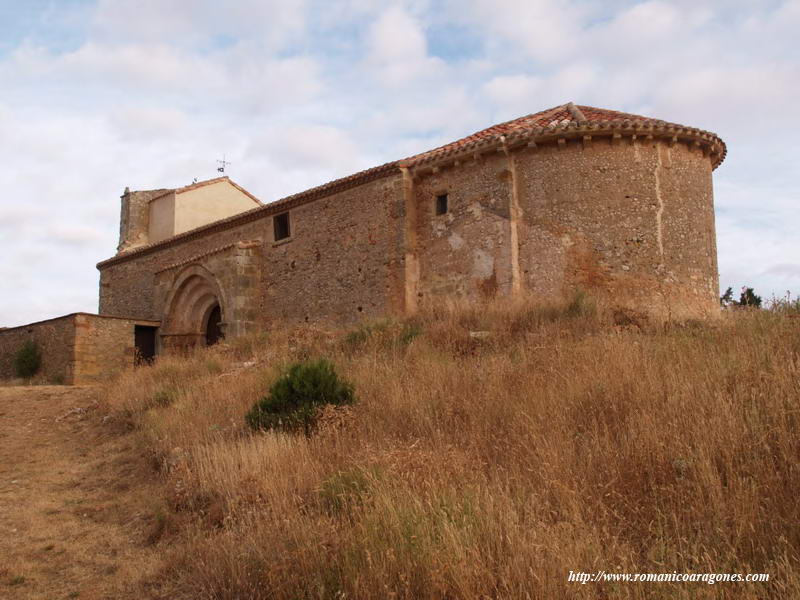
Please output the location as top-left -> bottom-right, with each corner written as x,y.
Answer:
0,314 -> 159,385
119,188 -> 170,252
154,244 -> 260,350
101,225 -> 264,322
99,174 -> 407,330
0,315 -> 76,383
261,175 -> 405,324
414,151 -> 514,305
72,314 -> 158,384
514,136 -> 718,317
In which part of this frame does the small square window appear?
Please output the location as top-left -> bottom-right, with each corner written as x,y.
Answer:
435,193 -> 448,215
273,212 -> 290,241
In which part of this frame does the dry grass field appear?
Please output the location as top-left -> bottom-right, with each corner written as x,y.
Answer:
101,296 -> 800,599
0,385 -> 169,600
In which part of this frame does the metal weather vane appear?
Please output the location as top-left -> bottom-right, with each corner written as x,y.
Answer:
217,155 -> 231,174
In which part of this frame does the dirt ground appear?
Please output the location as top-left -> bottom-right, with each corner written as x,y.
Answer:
0,385 -> 172,600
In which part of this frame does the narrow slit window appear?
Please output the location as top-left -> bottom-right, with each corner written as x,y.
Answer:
274,212 -> 290,241
435,193 -> 448,215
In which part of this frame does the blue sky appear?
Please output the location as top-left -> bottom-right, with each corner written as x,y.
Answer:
1,0 -> 798,326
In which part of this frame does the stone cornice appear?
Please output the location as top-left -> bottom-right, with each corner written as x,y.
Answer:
404,119 -> 726,175
154,243 -> 238,274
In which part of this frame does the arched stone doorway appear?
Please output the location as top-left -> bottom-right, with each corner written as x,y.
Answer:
204,304 -> 223,346
162,265 -> 227,351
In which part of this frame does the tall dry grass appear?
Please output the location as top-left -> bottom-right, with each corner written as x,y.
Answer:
103,296 -> 800,599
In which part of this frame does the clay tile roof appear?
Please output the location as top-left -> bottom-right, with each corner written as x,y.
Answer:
403,101 -> 722,166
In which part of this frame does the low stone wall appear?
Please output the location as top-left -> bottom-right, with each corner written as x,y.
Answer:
0,313 -> 160,385
73,314 -> 158,383
0,315 -> 77,384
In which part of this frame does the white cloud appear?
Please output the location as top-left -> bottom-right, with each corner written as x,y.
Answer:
90,0 -> 308,50
44,225 -> 105,247
483,75 -> 544,118
224,54 -> 323,114
249,123 -> 365,175
761,264 -> 800,279
365,6 -> 447,87
454,0 -> 592,63
2,41 -> 324,117
368,6 -> 427,62
650,64 -> 800,137
107,106 -> 190,140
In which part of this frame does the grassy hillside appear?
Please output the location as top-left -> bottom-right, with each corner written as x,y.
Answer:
104,297 -> 800,599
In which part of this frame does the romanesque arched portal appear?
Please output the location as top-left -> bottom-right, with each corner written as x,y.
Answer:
161,265 -> 227,351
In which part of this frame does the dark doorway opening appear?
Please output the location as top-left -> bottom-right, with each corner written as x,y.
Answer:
205,305 -> 223,346
134,325 -> 158,365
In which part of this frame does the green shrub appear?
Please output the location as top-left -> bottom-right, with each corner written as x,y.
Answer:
14,340 -> 41,379
246,359 -> 355,436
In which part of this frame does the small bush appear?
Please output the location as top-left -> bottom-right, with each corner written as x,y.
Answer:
14,340 -> 41,379
245,359 -> 355,436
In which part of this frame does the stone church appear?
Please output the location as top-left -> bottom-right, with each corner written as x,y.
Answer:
0,103 -> 726,383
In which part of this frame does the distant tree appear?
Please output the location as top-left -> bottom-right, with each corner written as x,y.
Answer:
739,286 -> 762,308
720,285 -> 762,309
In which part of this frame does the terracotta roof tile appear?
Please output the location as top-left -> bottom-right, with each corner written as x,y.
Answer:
403,102 -> 713,166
